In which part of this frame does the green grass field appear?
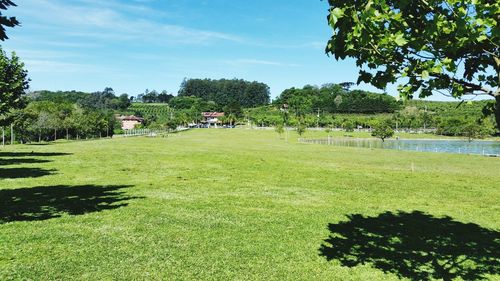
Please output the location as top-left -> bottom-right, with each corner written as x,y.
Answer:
1,129 -> 499,280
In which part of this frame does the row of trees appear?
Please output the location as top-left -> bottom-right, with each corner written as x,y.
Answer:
31,88 -> 132,111
273,84 -> 400,115
178,78 -> 270,109
136,89 -> 174,103
3,101 -> 116,144
244,102 -> 497,139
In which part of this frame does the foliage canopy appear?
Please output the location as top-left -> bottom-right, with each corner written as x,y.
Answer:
371,121 -> 395,141
325,0 -> 500,130
274,84 -> 400,115
0,47 -> 29,119
178,78 -> 270,109
0,0 -> 18,40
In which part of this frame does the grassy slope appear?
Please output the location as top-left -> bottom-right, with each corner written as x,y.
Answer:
0,129 -> 499,280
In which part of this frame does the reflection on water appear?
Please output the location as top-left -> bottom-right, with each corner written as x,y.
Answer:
299,138 -> 500,156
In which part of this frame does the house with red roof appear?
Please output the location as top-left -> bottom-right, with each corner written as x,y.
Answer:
117,115 -> 145,130
202,112 -> 224,127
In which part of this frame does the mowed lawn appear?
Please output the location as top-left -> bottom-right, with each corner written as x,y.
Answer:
0,129 -> 499,280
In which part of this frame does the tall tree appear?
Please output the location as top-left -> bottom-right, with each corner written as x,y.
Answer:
0,0 -> 18,40
325,0 -> 500,131
0,47 -> 29,116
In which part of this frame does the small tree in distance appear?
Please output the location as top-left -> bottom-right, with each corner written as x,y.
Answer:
275,122 -> 284,138
296,118 -> 306,136
372,122 -> 395,142
343,120 -> 355,132
165,118 -> 179,134
462,120 -> 495,143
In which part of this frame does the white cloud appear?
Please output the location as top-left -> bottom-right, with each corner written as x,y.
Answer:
23,59 -> 106,73
250,41 -> 326,50
225,59 -> 300,67
16,0 -> 243,45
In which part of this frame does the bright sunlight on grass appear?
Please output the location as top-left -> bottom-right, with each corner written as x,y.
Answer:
1,129 -> 499,280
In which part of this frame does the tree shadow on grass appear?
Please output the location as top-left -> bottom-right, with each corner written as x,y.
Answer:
0,158 -> 52,166
0,152 -> 72,157
0,151 -> 71,179
319,211 -> 500,281
0,167 -> 56,179
0,185 -> 140,223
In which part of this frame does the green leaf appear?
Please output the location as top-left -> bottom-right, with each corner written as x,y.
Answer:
443,58 -> 452,66
477,35 -> 487,42
357,70 -> 373,84
421,70 -> 429,79
394,34 -> 408,46
431,65 -> 442,74
329,8 -> 344,26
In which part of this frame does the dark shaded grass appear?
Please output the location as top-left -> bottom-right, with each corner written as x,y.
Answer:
0,185 -> 140,223
319,211 -> 500,280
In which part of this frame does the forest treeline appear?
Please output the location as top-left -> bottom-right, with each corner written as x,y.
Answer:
1,80 -> 498,144
273,84 -> 399,114
178,78 -> 270,109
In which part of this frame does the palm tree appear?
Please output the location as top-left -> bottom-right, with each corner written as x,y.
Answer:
226,113 -> 237,126
177,113 -> 189,127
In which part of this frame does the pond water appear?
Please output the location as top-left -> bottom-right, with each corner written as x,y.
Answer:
300,138 -> 500,156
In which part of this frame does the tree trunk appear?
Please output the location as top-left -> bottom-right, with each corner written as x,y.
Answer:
10,123 -> 14,145
54,129 -> 57,141
495,95 -> 500,134
2,127 -> 4,147
66,128 -> 69,140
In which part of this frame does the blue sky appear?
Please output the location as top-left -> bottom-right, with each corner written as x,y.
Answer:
0,0 -> 466,100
